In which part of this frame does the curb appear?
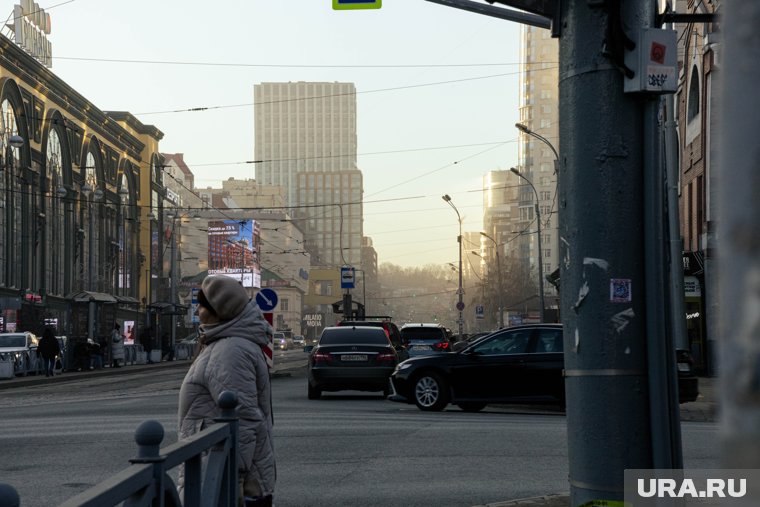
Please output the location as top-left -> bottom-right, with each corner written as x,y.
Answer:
472,493 -> 570,507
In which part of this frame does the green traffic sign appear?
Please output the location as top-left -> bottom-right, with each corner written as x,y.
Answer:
333,0 -> 381,10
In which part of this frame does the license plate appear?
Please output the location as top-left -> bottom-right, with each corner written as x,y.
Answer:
412,346 -> 429,351
341,354 -> 367,361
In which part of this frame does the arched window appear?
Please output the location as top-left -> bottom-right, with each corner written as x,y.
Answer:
81,150 -> 103,291
118,169 -> 135,296
687,66 -> 700,123
0,98 -> 23,288
45,128 -> 67,295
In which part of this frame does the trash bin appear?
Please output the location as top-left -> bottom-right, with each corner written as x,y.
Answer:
0,357 -> 14,379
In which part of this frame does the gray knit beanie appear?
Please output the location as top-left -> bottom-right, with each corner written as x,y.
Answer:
200,275 -> 249,320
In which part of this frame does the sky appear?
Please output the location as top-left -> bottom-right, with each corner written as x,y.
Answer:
38,0 -> 525,268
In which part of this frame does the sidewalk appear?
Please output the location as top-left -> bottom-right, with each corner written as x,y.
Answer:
0,357 -> 296,391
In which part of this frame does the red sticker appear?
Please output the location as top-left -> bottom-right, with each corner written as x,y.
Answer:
650,42 -> 666,64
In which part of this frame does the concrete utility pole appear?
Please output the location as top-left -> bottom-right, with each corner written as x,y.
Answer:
559,1 -> 655,504
719,2 -> 760,469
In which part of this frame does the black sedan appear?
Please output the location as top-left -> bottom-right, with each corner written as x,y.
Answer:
390,324 -> 565,411
390,324 -> 700,412
306,326 -> 401,399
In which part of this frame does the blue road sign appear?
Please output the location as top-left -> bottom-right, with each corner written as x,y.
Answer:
256,288 -> 279,311
340,267 -> 356,289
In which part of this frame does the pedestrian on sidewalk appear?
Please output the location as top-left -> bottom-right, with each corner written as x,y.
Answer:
37,328 -> 60,377
140,326 -> 154,363
177,275 -> 275,507
110,323 -> 124,368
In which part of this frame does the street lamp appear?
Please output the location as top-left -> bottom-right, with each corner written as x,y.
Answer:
480,232 -> 504,329
442,194 -> 464,339
510,167 -> 545,323
515,123 -> 559,174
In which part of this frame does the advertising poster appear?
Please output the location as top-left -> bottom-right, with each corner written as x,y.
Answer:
207,219 -> 261,288
123,320 -> 135,345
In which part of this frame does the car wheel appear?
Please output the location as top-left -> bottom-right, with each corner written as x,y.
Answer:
456,402 -> 486,412
413,372 -> 449,411
308,382 -> 322,400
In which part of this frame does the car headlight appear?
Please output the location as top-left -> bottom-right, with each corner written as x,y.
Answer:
395,362 -> 413,372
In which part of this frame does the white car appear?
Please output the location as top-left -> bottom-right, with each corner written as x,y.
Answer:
292,335 -> 305,346
0,332 -> 39,377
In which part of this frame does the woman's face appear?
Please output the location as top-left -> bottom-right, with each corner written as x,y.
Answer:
197,304 -> 220,325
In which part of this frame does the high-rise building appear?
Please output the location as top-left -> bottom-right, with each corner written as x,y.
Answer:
254,82 -> 363,267
516,25 -> 560,316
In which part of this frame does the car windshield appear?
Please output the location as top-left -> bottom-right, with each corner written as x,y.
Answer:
320,330 -> 388,345
401,328 -> 445,341
0,335 -> 26,348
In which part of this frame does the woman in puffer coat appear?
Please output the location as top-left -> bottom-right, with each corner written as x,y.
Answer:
177,275 -> 275,506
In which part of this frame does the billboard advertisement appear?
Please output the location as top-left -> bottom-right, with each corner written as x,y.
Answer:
207,219 -> 261,288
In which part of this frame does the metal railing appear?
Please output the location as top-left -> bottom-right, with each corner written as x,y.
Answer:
0,391 -> 240,507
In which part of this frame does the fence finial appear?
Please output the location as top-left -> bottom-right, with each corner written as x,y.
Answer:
133,419 -> 165,461
0,483 -> 20,507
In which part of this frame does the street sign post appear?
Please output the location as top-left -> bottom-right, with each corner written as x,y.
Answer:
333,0 -> 381,10
456,301 -> 465,312
340,267 -> 355,289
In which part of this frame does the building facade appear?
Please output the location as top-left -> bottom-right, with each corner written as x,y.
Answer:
254,82 -> 364,268
516,25 -> 560,319
675,0 -> 719,375
0,34 -> 163,341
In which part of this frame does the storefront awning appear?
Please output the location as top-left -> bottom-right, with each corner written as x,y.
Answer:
66,291 -> 118,303
116,295 -> 141,305
148,302 -> 190,315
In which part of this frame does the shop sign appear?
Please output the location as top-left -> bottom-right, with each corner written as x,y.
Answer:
684,276 -> 701,297
12,0 -> 52,67
304,314 -> 323,327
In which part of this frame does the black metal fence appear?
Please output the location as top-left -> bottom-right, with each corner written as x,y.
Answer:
0,391 -> 240,507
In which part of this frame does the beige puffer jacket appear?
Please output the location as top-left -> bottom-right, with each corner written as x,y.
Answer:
177,300 -> 275,497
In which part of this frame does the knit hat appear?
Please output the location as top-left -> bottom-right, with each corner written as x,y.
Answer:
199,275 -> 249,320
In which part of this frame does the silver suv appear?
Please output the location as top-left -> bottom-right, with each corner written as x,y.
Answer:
400,323 -> 451,357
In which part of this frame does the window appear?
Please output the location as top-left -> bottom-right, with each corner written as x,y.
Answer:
537,329 -> 563,353
687,67 -> 700,123
473,330 -> 530,355
281,298 -> 289,312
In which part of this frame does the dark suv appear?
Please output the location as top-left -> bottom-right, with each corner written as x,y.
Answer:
337,319 -> 408,360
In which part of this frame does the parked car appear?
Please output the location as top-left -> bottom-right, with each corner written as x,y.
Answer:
400,323 -> 451,357
0,332 -> 39,377
292,335 -> 305,347
306,326 -> 401,399
390,324 -> 699,412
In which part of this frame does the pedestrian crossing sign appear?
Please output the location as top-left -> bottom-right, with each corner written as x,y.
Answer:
333,0 -> 381,10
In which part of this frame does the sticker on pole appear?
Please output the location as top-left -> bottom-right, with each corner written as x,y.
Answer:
333,0 -> 381,9
610,279 -> 632,303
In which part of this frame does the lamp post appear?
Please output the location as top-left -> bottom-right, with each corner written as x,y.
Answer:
480,232 -> 504,329
510,167 -> 545,323
442,194 -> 464,339
515,123 -> 559,174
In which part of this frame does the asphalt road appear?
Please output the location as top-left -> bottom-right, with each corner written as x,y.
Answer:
0,355 -> 721,507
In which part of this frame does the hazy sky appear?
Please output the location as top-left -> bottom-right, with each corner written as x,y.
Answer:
43,0 -> 526,268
